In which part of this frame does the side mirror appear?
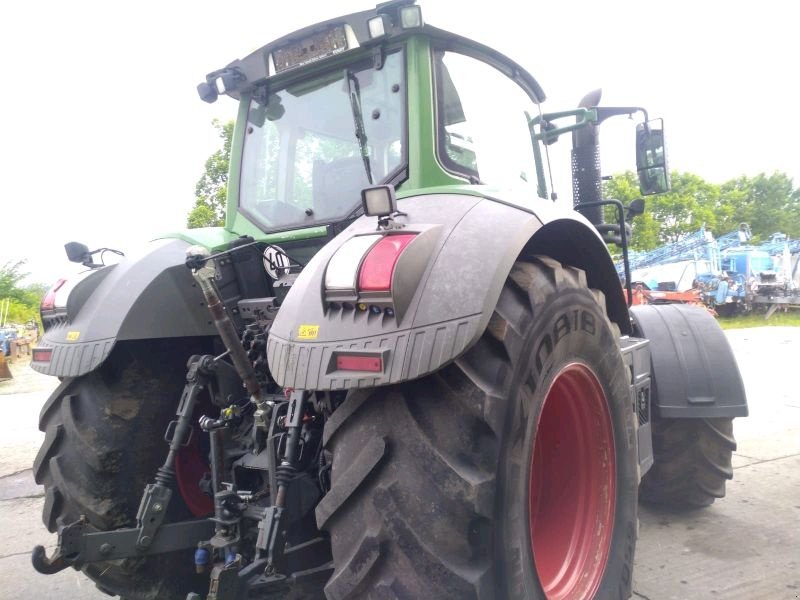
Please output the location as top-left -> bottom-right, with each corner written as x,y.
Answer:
635,119 -> 670,195
64,241 -> 90,264
626,198 -> 645,221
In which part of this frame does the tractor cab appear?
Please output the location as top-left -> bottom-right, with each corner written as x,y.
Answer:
198,0 -> 550,243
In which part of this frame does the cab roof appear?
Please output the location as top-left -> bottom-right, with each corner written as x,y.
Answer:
199,0 -> 545,104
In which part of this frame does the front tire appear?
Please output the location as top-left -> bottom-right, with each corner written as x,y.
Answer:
318,257 -> 638,600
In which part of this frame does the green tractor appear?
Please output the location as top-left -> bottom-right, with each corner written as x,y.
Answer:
30,3 -> 746,599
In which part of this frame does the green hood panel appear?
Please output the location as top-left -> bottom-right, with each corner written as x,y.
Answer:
156,226 -> 330,252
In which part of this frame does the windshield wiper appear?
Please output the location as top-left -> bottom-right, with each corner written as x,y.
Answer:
345,69 -> 373,185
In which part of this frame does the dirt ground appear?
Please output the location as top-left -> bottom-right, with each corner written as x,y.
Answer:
0,327 -> 798,600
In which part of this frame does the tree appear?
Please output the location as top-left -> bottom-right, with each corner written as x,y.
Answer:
0,261 -> 45,327
648,172 -> 721,244
718,172 -> 800,240
187,119 -> 234,228
604,171 -> 721,250
0,261 -> 29,303
604,169 -> 800,252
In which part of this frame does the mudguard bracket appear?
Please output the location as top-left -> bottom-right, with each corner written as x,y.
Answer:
620,336 -> 654,477
630,304 -> 748,418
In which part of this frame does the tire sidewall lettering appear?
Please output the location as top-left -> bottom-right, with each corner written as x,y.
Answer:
500,289 -> 637,600
534,307 -> 598,374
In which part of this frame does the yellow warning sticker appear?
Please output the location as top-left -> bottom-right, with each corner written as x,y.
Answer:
297,325 -> 320,340
66,331 -> 80,342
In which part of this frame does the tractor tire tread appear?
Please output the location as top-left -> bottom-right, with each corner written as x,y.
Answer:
640,416 -> 736,508
319,256 -> 620,600
34,339 -> 208,600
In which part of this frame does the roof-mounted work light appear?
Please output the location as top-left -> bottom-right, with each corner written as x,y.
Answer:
197,82 -> 218,104
197,68 -> 247,103
368,15 -> 388,38
361,184 -> 398,217
400,5 -> 423,28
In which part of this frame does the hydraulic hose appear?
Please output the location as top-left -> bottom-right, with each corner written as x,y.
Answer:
186,246 -> 272,421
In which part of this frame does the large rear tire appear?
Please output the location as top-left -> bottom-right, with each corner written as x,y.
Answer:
639,416 -> 736,508
317,257 -> 639,600
34,339 -> 211,600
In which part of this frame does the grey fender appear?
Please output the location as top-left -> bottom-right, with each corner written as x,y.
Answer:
630,304 -> 748,418
267,191 -> 626,390
32,238 -> 216,377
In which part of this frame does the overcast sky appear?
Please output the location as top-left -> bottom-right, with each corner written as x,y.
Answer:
2,0 -> 797,286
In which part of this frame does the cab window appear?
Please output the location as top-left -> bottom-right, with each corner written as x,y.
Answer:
434,50 -> 538,188
240,50 -> 405,231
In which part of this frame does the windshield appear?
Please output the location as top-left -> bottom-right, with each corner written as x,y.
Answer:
239,50 -> 405,232
750,255 -> 773,272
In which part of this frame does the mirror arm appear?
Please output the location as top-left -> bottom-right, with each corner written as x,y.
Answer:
595,106 -> 649,125
530,108 -> 598,144
530,106 -> 650,144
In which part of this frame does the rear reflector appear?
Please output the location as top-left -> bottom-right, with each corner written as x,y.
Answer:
41,279 -> 67,311
32,348 -> 53,363
336,354 -> 383,372
358,234 -> 416,292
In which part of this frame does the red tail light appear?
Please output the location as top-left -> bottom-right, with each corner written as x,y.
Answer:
357,234 -> 416,292
41,279 -> 67,311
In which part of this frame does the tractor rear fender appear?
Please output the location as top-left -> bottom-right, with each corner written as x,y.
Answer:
32,239 -> 216,377
267,191 -> 629,390
630,304 -> 748,418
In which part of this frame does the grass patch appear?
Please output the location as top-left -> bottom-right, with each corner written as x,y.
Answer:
718,310 -> 800,329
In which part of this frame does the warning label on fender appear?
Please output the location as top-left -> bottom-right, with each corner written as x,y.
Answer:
297,325 -> 320,340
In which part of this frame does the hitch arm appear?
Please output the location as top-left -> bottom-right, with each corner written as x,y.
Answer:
32,519 -> 216,574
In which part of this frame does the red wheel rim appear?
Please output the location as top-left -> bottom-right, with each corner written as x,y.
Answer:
529,363 -> 616,600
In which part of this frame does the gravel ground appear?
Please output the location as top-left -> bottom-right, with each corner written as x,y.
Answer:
633,327 -> 800,600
